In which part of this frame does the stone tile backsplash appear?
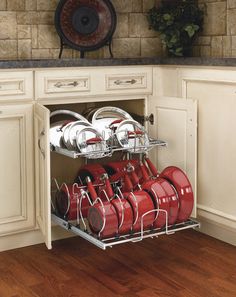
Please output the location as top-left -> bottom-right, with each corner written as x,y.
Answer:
0,0 -> 235,59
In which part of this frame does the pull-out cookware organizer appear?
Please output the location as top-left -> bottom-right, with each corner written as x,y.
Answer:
50,106 -> 200,250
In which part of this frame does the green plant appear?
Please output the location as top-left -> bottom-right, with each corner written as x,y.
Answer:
147,0 -> 203,56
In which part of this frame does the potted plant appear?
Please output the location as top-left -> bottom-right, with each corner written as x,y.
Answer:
147,0 -> 203,57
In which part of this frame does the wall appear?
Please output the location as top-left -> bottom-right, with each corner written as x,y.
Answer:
0,0 -> 236,60
195,0 -> 235,57
0,0 -> 162,60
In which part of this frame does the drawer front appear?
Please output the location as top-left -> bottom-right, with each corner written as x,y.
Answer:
0,71 -> 33,101
103,67 -> 153,95
35,70 -> 91,100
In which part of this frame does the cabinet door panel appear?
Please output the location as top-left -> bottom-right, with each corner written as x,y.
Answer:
34,103 -> 51,249
148,96 -> 197,217
0,104 -> 34,235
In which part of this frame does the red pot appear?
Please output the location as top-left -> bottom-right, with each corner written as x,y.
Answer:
55,183 -> 90,220
75,163 -> 107,184
104,159 -> 148,184
120,173 -> 155,233
87,181 -> 118,239
111,197 -> 133,235
123,190 -> 155,233
160,166 -> 194,223
156,178 -> 179,226
98,174 -> 134,235
142,179 -> 170,229
141,159 -> 179,226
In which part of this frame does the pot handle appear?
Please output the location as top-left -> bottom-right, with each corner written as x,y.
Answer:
86,137 -> 103,145
144,156 -> 159,177
101,173 -> 114,199
92,106 -> 133,124
86,177 -> 98,202
139,161 -> 150,182
50,109 -> 89,122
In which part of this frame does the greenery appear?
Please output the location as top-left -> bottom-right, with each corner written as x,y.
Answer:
147,0 -> 204,57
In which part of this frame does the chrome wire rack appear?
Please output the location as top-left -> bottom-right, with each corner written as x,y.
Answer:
51,213 -> 200,250
51,138 -> 167,159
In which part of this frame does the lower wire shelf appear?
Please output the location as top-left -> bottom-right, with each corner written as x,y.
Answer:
51,213 -> 200,250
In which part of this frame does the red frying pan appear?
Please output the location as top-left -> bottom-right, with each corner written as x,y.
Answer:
143,158 -> 179,225
160,166 -> 194,223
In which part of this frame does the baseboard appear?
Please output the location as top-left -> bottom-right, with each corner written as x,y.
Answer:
197,205 -> 236,246
0,226 -> 74,252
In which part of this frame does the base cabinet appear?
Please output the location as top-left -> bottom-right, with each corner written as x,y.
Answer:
34,96 -> 197,249
0,104 -> 35,236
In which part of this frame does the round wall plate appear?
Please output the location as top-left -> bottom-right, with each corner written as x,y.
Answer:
55,0 -> 117,52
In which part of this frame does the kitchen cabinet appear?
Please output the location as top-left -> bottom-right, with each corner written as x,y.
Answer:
0,65 -> 199,251
0,104 -> 35,236
33,66 -> 197,249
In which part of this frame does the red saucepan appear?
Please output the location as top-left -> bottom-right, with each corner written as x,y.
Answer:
99,174 -> 134,235
160,166 -> 194,223
120,173 -> 155,233
139,162 -> 170,229
87,179 -> 118,239
143,158 -> 179,226
55,183 -> 90,220
104,159 -> 149,184
75,163 -> 107,184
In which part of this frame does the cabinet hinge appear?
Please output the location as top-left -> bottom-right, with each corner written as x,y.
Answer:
131,113 -> 154,125
143,113 -> 154,125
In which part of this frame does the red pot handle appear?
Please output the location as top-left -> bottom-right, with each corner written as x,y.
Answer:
140,161 -> 150,182
101,173 -> 114,199
109,119 -> 123,129
123,173 -> 133,193
145,157 -> 159,177
86,177 -> 98,202
59,120 -> 74,130
126,163 -> 139,188
86,137 -> 102,145
109,172 -> 124,183
127,130 -> 143,138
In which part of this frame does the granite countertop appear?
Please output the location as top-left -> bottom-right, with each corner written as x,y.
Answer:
1,57 -> 236,69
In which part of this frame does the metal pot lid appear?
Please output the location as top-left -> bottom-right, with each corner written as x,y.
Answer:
55,0 -> 117,52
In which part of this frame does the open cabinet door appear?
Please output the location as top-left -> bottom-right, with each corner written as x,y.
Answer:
148,97 -> 197,218
34,103 -> 51,249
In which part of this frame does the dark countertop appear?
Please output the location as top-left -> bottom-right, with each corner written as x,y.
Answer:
1,57 -> 236,69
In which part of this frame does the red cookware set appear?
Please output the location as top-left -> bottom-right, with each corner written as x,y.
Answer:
52,106 -> 194,241
55,157 -> 194,239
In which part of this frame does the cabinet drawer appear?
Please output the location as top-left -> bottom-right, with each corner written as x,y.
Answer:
0,71 -> 33,102
104,67 -> 152,94
35,70 -> 91,100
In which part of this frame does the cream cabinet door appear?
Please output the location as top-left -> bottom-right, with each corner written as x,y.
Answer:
148,97 -> 197,217
0,104 -> 35,236
34,103 -> 51,249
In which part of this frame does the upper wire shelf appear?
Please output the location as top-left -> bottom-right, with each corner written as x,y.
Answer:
51,138 -> 167,159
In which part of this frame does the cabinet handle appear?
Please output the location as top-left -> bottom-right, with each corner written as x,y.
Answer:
114,79 -> 137,85
54,81 -> 79,88
38,129 -> 45,159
